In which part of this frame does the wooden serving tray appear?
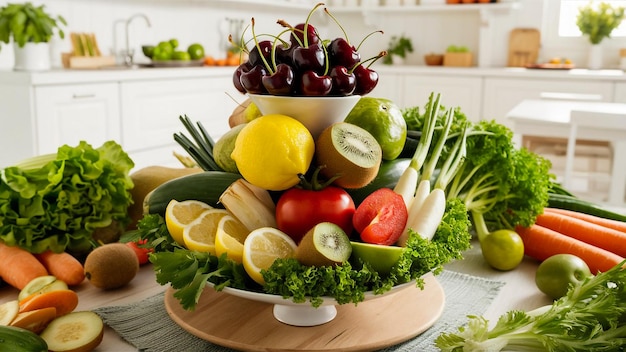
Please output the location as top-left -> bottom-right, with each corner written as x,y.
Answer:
164,274 -> 445,352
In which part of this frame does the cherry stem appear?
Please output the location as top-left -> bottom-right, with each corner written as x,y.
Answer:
303,2 -> 325,47
270,29 -> 292,72
356,30 -> 384,52
250,17 -> 274,75
349,50 -> 387,73
324,7 -> 350,45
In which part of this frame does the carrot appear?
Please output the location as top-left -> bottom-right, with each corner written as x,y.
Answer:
19,289 -> 79,317
35,250 -> 85,286
544,207 -> 626,233
516,224 -> 624,273
0,242 -> 48,290
535,211 -> 626,257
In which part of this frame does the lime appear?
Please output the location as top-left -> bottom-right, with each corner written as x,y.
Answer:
480,230 -> 525,271
535,254 -> 591,300
172,51 -> 191,61
169,38 -> 179,49
344,97 -> 407,160
231,114 -> 314,191
188,43 -> 205,60
142,45 -> 155,59
213,124 -> 245,173
350,241 -> 404,275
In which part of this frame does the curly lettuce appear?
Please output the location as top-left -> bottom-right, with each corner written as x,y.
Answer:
0,140 -> 134,254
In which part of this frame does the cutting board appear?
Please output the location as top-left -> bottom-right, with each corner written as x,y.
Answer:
508,28 -> 541,67
164,274 -> 445,352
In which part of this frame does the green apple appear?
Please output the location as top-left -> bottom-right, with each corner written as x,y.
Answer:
344,97 -> 407,160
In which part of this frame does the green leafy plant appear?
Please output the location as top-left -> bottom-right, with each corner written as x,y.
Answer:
0,2 -> 67,52
383,34 -> 413,64
445,45 -> 469,53
576,1 -> 625,44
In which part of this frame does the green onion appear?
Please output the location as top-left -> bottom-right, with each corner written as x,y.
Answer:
173,115 -> 223,171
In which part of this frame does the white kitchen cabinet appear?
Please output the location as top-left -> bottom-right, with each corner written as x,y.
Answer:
614,82 -> 626,103
401,74 -> 483,122
34,83 -> 121,155
482,77 -> 615,127
120,76 -> 240,169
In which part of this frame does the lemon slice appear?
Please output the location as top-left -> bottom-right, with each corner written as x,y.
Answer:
215,215 -> 249,263
165,199 -> 213,246
182,209 -> 229,253
242,227 -> 297,285
0,300 -> 19,326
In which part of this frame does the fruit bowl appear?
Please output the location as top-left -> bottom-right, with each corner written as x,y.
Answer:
247,94 -> 361,139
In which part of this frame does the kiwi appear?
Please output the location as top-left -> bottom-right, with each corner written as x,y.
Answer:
315,122 -> 382,189
295,222 -> 352,267
84,243 -> 139,290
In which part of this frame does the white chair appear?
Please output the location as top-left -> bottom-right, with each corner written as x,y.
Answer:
564,110 -> 626,205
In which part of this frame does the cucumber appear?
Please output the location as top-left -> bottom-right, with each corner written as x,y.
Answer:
0,325 -> 48,352
547,193 -> 626,222
145,171 -> 242,216
347,158 -> 411,206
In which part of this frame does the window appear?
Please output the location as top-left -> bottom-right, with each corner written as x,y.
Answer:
558,0 -> 626,38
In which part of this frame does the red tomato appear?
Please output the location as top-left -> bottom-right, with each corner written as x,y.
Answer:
353,188 -> 408,245
126,240 -> 153,265
276,186 -> 356,243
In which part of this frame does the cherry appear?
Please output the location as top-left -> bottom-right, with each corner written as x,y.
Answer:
292,42 -> 325,74
353,64 -> 378,96
240,64 -> 268,94
262,63 -> 295,95
248,40 -> 273,67
298,70 -> 332,96
329,65 -> 356,96
291,22 -> 319,47
328,37 -> 360,70
233,62 -> 251,94
276,43 -> 295,66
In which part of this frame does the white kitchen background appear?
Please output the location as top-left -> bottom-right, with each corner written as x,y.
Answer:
0,0 -> 625,70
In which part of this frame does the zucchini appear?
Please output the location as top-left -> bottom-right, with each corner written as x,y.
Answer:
145,171 -> 242,216
347,158 -> 411,206
0,325 -> 48,352
547,193 -> 626,222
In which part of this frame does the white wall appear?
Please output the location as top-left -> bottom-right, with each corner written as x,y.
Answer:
0,0 -> 625,70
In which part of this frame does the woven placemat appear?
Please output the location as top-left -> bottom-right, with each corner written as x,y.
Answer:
94,270 -> 504,352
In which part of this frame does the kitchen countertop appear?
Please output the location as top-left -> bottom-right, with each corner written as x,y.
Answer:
1,65 -> 625,86
0,238 -> 552,351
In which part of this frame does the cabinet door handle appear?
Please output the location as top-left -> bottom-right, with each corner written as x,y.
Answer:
72,93 -> 96,99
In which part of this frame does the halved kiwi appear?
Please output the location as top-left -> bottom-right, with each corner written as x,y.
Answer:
315,122 -> 382,189
296,222 -> 352,267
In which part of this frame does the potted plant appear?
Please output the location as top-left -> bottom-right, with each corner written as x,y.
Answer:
443,45 -> 472,67
0,2 -> 67,71
576,2 -> 625,69
383,35 -> 413,65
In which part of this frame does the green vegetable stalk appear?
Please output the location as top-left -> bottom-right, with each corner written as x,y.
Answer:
0,141 -> 134,254
436,259 -> 626,351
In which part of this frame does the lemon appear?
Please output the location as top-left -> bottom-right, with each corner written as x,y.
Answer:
242,227 -> 297,285
231,114 -> 315,191
165,199 -> 213,246
182,209 -> 230,253
215,215 -> 249,263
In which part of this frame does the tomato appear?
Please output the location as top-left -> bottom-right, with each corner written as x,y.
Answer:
125,240 -> 153,265
480,229 -> 524,271
352,188 -> 407,245
535,254 -> 592,300
276,186 -> 356,244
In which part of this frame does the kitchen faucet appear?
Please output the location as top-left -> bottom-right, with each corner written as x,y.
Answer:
123,13 -> 151,66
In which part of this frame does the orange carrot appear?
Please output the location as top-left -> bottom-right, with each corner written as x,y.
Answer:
545,207 -> 626,233
19,289 -> 79,317
535,211 -> 626,257
35,250 -> 85,286
516,224 -> 624,273
0,242 -> 48,290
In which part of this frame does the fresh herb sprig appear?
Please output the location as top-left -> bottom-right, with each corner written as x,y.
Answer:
436,259 -> 626,351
